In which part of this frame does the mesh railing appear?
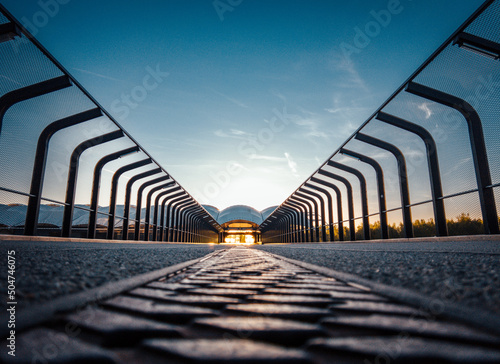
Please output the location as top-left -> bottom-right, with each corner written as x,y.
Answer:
261,0 -> 500,243
0,5 -> 221,242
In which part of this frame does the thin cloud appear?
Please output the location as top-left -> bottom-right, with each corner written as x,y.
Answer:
249,154 -> 287,162
418,102 -> 433,119
284,152 -> 299,176
214,129 -> 252,139
209,88 -> 250,109
71,67 -> 125,82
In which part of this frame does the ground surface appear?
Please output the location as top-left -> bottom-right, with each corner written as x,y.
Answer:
0,240 -> 224,309
256,240 -> 500,315
1,239 -> 499,316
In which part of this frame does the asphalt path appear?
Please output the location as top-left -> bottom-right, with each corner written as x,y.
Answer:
0,240 -> 224,309
256,240 -> 500,315
1,239 -> 499,316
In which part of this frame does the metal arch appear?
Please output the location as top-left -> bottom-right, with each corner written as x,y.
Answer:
317,170 -> 356,241
166,195 -> 191,241
181,206 -> 198,243
0,76 -> 71,136
287,198 -> 310,241
340,148 -> 389,239
144,182 -> 174,241
310,176 -> 344,241
281,205 -> 302,242
299,187 -> 327,242
304,183 -> 334,242
376,111 -> 448,236
288,196 -> 314,242
295,191 -> 321,241
327,160 -> 370,241
179,205 -> 198,242
133,175 -> 171,240
24,108 -> 102,236
281,213 -> 293,243
355,133 -> 414,238
106,158 -> 153,240
161,191 -> 186,241
151,183 -> 177,241
172,200 -> 196,242
406,82 -> 499,234
157,187 -> 182,241
0,22 -> 20,43
122,168 -> 163,240
453,32 -> 500,60
62,129 -> 124,237
284,207 -> 301,242
284,201 -> 307,242
87,146 -> 139,239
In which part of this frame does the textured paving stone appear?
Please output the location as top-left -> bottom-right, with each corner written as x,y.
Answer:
143,338 -> 311,363
10,246 -> 500,364
128,287 -> 176,299
275,283 -> 361,292
194,316 -> 324,345
307,336 -> 500,363
103,296 -> 217,323
329,301 -> 426,316
321,315 -> 500,344
262,288 -> 333,296
248,294 -> 333,307
65,308 -> 182,345
328,291 -> 388,302
226,303 -> 332,321
209,283 -> 269,290
146,282 -> 199,291
187,288 -> 260,298
128,287 -> 239,308
0,328 -> 115,364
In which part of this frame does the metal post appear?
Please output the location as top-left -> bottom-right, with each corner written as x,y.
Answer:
144,182 -> 173,241
133,175 -> 170,240
377,111 -> 448,236
295,192 -> 321,241
287,200 -> 309,242
167,195 -> 190,241
305,183 -> 335,241
151,182 -> 176,241
107,159 -> 152,240
340,148 -> 389,239
406,82 -> 498,234
300,187 -> 328,242
122,168 -> 163,240
317,170 -> 356,241
310,177 -> 344,241
25,108 -> 102,236
88,146 -> 139,239
163,193 -> 187,241
327,160 -> 370,240
62,130 -> 124,237
0,76 -> 71,136
355,133 -> 414,238
158,187 -> 182,241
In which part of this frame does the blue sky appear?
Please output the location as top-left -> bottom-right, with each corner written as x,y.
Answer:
2,0 -> 485,211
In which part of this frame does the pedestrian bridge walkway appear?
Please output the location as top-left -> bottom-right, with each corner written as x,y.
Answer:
2,246 -> 500,363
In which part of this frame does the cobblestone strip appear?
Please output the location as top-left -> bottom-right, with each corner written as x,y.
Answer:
2,247 -> 500,363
